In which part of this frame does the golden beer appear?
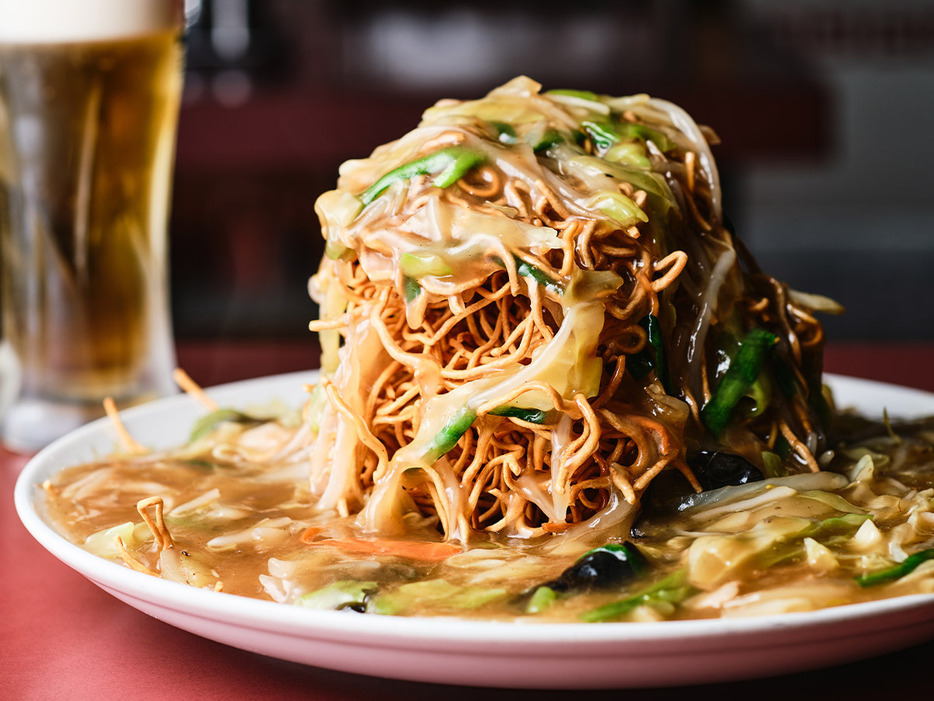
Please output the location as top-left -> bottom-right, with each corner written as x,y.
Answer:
0,2 -> 184,450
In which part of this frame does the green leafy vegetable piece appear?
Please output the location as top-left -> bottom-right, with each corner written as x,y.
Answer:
296,580 -> 378,611
804,513 -> 872,541
361,147 -> 486,205
590,191 -> 649,226
324,239 -> 355,261
580,569 -> 693,623
403,276 -> 421,303
798,491 -> 865,515
701,328 -> 778,435
370,579 -> 506,615
400,252 -> 452,278
605,142 -> 651,169
855,547 -> 934,588
83,522 -> 139,557
190,408 -> 262,443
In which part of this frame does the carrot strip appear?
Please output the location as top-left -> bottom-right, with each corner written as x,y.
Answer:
299,527 -> 323,544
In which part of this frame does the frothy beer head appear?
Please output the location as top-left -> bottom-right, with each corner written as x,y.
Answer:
0,0 -> 183,43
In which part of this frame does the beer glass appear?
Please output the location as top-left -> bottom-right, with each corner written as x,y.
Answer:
0,0 -> 185,452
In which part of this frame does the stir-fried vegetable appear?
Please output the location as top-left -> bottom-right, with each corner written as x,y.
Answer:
370,579 -> 508,615
297,581 -> 378,611
856,547 -> 934,588
580,118 -> 675,154
400,252 -> 453,279
361,146 -> 486,206
702,328 -> 778,435
403,276 -> 421,302
424,407 -> 477,462
514,256 -> 562,294
581,570 -> 693,622
488,406 -> 551,423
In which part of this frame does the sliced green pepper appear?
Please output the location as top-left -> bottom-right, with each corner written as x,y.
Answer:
490,120 -> 518,144
424,407 -> 477,462
701,328 -> 778,436
580,120 -> 675,155
580,120 -> 618,151
515,257 -> 562,294
856,547 -> 934,588
426,405 -> 550,462
493,255 -> 563,295
615,122 -> 675,153
361,147 -> 486,206
532,129 -> 565,154
488,406 -> 551,423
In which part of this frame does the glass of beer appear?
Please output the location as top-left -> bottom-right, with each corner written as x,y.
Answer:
0,0 -> 185,452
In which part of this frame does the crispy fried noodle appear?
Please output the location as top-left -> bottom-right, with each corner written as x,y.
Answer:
304,76 -> 837,543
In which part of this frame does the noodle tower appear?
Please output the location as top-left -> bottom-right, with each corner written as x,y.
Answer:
307,77 -> 833,542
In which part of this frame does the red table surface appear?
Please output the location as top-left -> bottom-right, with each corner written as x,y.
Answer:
3,340 -> 934,701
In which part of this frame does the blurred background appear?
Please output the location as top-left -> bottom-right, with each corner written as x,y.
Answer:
170,0 -> 934,360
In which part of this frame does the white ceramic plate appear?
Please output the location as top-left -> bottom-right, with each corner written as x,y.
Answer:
14,372 -> 934,689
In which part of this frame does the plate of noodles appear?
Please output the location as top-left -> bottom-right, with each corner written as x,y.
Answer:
13,371 -> 934,688
15,77 -> 934,687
